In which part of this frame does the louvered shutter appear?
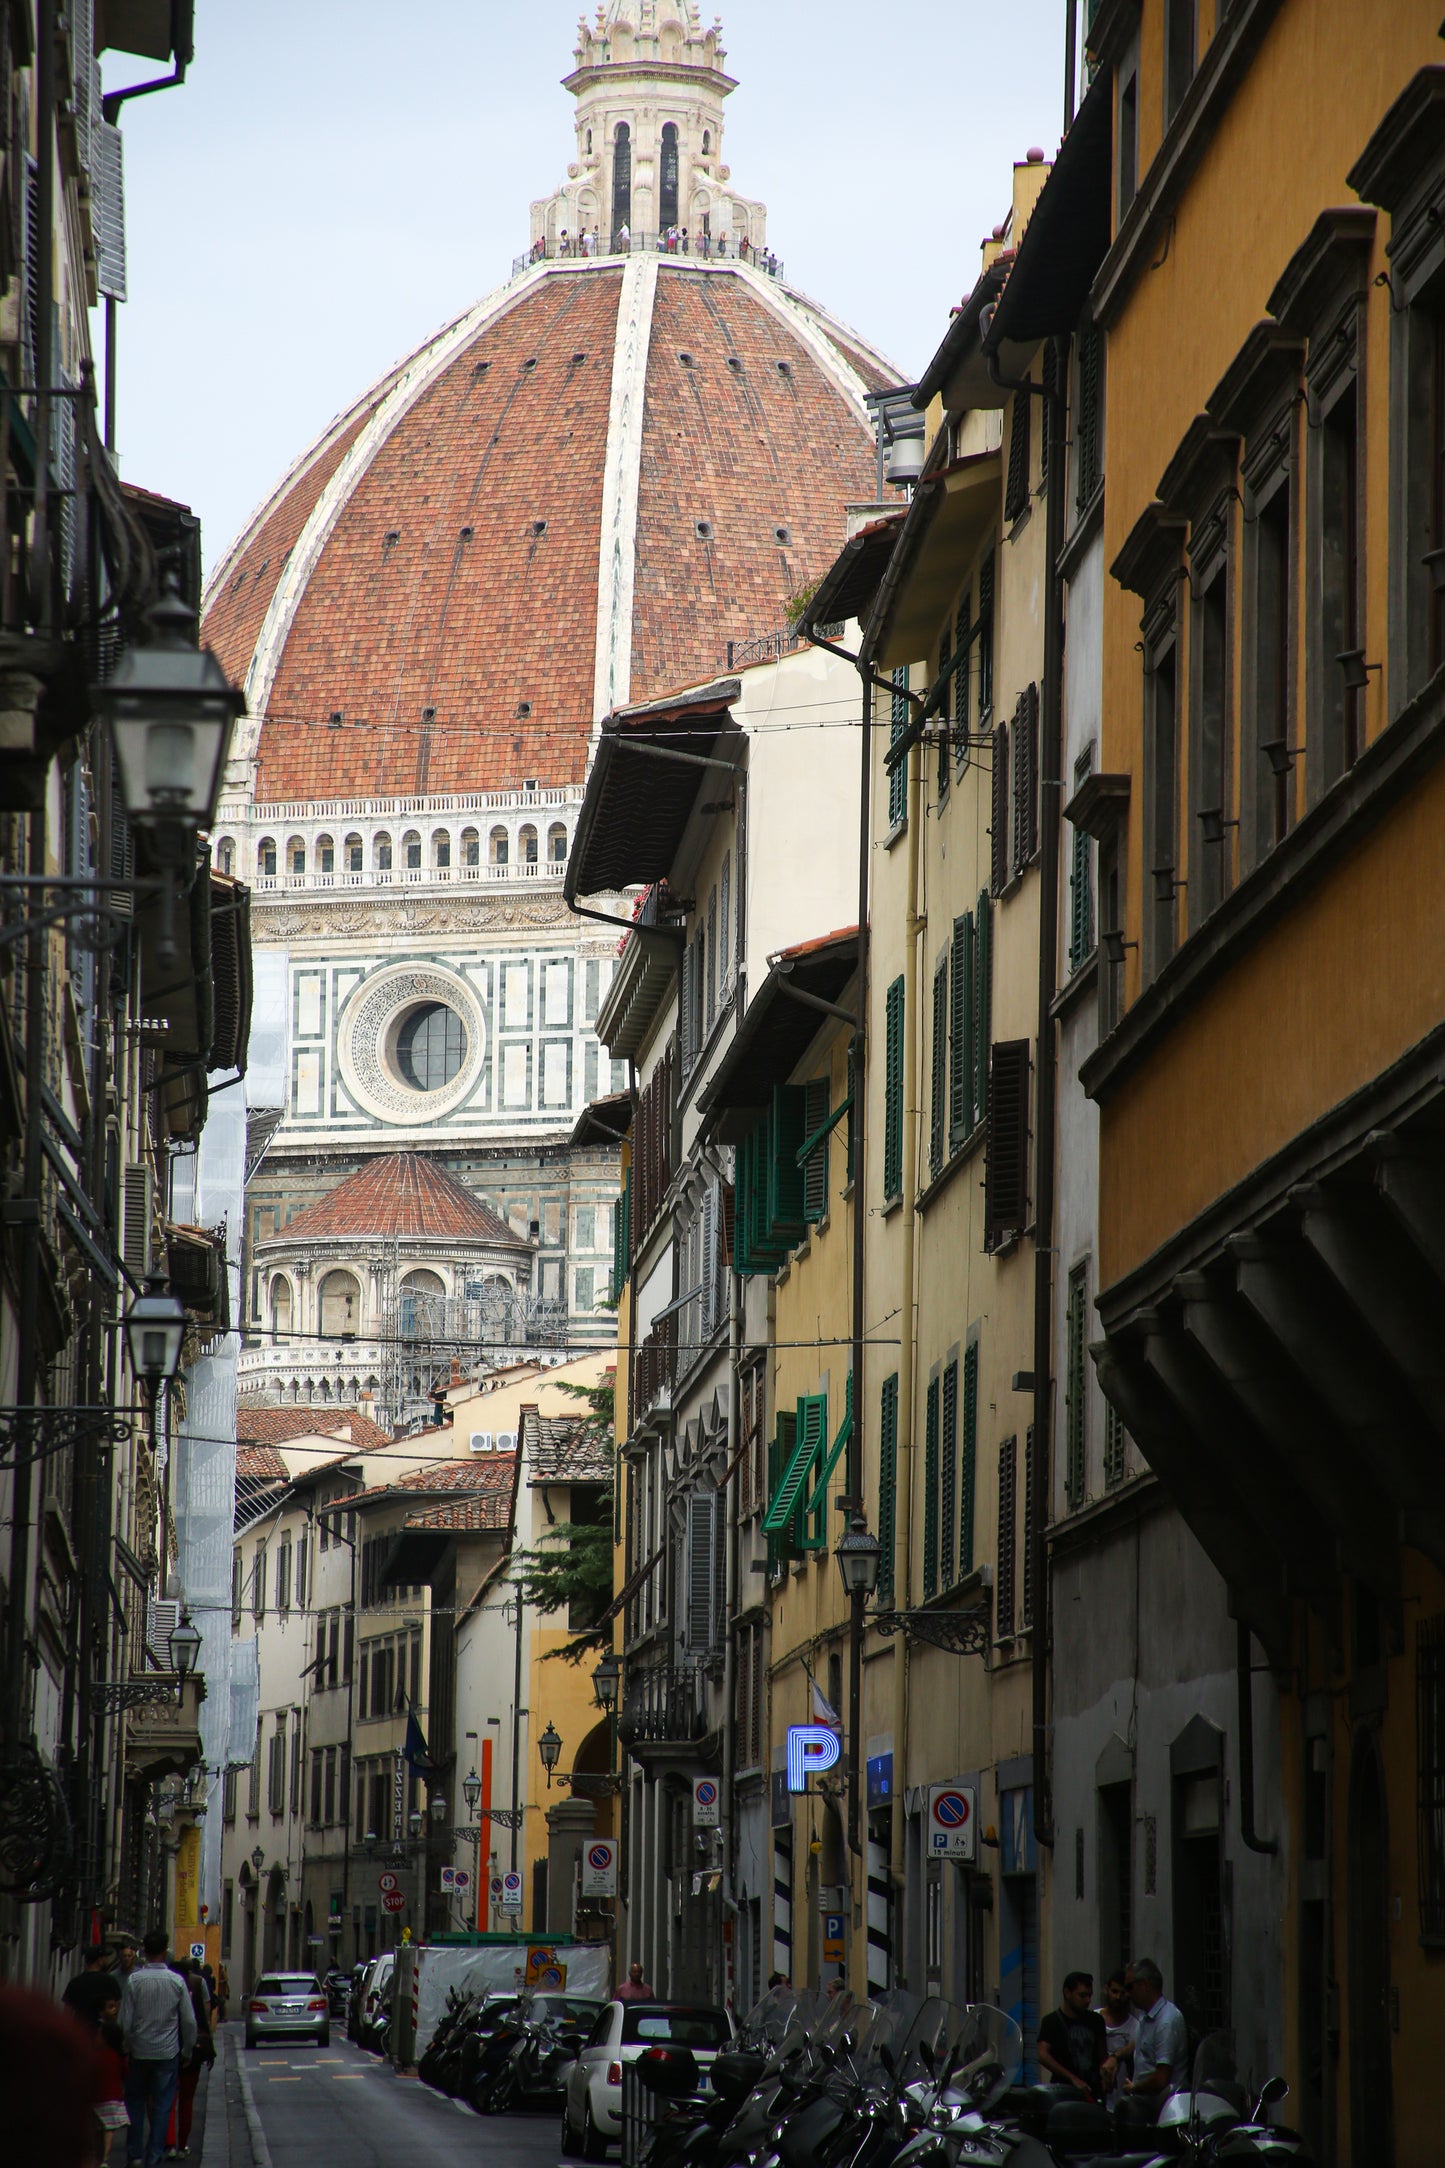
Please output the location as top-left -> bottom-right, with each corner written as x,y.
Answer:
146,1597 -> 179,1672
888,668 -> 909,829
996,1436 -> 1017,1635
846,1052 -> 856,1183
1012,685 -> 1039,874
1065,1264 -> 1088,1508
801,1074 -> 831,1222
1104,1402 -> 1127,1489
972,895 -> 992,1130
990,718 -> 1010,896
929,961 -> 947,1178
960,1340 -> 979,1576
685,1491 -> 719,1654
719,853 -> 732,994
1004,389 -> 1031,521
877,1375 -> 899,1606
1021,1426 -> 1036,1629
954,599 -> 970,761
769,1085 -> 808,1239
984,1039 -> 1031,1245
936,627 -> 952,795
700,1187 -> 717,1340
765,1410 -> 799,1571
977,556 -> 995,717
1076,319 -> 1101,510
95,123 -> 128,296
122,1162 -> 152,1277
883,977 -> 905,1200
922,1377 -> 940,1600
939,1359 -> 958,1588
804,1374 -> 851,1545
1039,342 -> 1057,482
680,944 -> 696,1074
1069,748 -> 1096,972
950,913 -> 973,1146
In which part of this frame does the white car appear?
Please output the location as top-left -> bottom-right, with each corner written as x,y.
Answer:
562,2000 -> 733,2159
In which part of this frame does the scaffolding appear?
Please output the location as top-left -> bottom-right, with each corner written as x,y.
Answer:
376,1239 -> 568,1432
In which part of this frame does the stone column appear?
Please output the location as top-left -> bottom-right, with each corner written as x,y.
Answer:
544,1796 -> 596,1936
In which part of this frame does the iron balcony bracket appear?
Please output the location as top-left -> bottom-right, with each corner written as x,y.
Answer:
871,1605 -> 992,1657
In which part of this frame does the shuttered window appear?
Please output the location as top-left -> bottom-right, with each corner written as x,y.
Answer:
684,1491 -> 720,1655
996,1434 -> 1017,1636
990,716 -> 1010,896
804,1376 -> 851,1549
936,626 -> 952,798
940,1359 -> 959,1588
929,960 -> 948,1177
1104,1402 -> 1128,1489
972,893 -> 992,1133
1076,319 -> 1102,511
1065,1262 -> 1089,1509
984,1039 -> 1031,1247
611,1169 -> 632,1300
878,1375 -> 899,1606
1012,683 -> 1039,874
949,914 -> 974,1148
922,1376 -> 941,1600
889,667 -> 909,829
1039,342 -> 1058,484
883,976 -> 905,1201
977,555 -> 995,722
763,1399 -> 824,1561
1022,1425 -> 1037,1630
1069,751 -> 1096,973
1005,388 -> 1032,522
960,1339 -> 979,1577
953,597 -> 972,770
846,1051 -> 856,1184
801,1074 -> 831,1222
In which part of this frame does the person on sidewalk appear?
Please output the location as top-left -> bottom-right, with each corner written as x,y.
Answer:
119,1929 -> 196,2168
63,1943 -> 123,2029
96,1994 -> 130,2165
1121,1958 -> 1188,2120
163,1961 -> 215,2159
1037,1971 -> 1114,2101
615,1960 -> 654,2003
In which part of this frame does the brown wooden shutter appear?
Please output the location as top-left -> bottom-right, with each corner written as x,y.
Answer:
1005,389 -> 1031,521
990,718 -> 1010,896
984,1038 -> 1031,1245
1012,683 -> 1039,873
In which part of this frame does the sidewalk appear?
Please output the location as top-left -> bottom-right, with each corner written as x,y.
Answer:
198,2026 -> 262,2168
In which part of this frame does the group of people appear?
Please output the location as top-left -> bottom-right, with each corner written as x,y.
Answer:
60,1930 -> 224,2168
1036,1958 -> 1187,2120
529,226 -> 780,275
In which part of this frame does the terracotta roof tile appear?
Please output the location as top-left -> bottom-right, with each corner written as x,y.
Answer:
275,1153 -> 528,1247
236,1406 -> 391,1451
404,1493 -> 514,1533
236,1443 -> 290,1482
356,1455 -> 517,1502
525,1411 -> 612,1485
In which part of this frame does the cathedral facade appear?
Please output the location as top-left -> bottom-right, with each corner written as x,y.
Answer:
202,2 -> 898,1424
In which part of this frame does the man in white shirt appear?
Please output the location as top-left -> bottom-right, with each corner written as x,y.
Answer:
120,1929 -> 196,2168
1098,1971 -> 1140,2105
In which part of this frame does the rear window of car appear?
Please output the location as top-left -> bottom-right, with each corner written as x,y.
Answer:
622,2007 -> 730,2048
256,1977 -> 320,1996
535,1996 -> 604,2024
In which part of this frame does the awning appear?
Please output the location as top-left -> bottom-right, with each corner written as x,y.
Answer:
570,1092 -> 633,1148
565,679 -> 741,900
800,516 -> 905,638
698,929 -> 860,1140
983,77 -> 1113,348
866,449 -> 1002,672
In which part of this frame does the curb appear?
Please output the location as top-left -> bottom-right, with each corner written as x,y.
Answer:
232,2032 -> 274,2168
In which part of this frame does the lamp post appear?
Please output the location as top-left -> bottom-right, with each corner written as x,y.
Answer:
591,1652 -> 620,1714
461,1768 -> 482,1816
538,1722 -> 562,1790
835,1518 -> 881,1990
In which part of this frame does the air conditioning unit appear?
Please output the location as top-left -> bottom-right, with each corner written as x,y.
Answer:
470,1432 -> 494,1454
496,1431 -> 517,1454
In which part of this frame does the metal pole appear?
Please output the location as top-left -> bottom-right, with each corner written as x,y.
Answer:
510,1584 -> 523,1875
847,659 -> 871,1982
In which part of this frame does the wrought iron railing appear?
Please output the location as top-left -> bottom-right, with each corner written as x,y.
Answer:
513,232 -> 785,282
724,620 -> 845,672
616,1663 -> 706,1748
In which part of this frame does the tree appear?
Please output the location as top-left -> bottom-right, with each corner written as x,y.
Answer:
509,1379 -> 615,1664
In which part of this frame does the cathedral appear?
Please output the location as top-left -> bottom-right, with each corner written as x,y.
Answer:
202,2 -> 898,1423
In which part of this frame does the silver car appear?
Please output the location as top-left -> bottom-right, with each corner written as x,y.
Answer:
245,1970 -> 331,2049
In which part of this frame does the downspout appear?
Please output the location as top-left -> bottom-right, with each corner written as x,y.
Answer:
892,721 -> 925,1961
1236,1621 -> 1277,1854
719,1243 -> 741,2006
101,2 -> 193,453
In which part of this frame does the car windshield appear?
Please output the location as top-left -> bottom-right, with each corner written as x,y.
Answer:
622,2006 -> 730,2049
533,1996 -> 604,2025
256,1976 -> 320,1996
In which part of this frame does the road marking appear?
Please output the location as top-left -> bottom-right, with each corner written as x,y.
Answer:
333,2074 -> 367,2081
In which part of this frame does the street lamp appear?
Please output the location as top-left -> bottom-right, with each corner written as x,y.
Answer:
462,1768 -> 482,1816
363,1831 -> 378,1858
122,1278 -> 186,1393
169,1611 -> 202,1685
538,1721 -> 562,1789
430,1792 -> 447,1826
251,1847 -> 265,1878
408,1810 -> 423,1842
835,1518 -> 882,1602
95,577 -> 244,833
591,1651 -> 621,1713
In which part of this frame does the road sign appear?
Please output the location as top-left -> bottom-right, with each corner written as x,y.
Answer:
500,1870 -> 523,1911
786,1724 -> 842,1791
525,1945 -> 567,1989
381,1890 -> 406,1915
490,1875 -> 505,1899
377,1871 -> 400,1894
189,1942 -> 206,1962
581,1839 -> 617,1896
822,1913 -> 845,1965
439,1866 -> 471,1893
927,1783 -> 977,1861
693,1777 -> 720,1827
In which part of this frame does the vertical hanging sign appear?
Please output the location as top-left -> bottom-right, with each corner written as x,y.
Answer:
392,1753 -> 405,1844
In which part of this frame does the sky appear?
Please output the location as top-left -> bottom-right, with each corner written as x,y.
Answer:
103,0 -> 1073,576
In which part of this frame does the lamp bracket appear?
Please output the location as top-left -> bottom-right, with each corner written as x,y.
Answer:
93,1678 -> 183,1712
0,1406 -> 136,1464
871,1604 -> 991,1656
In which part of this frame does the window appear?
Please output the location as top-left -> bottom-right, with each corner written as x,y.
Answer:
253,1541 -> 267,1622
1021,1426 -> 1036,1629
1117,65 -> 1139,218
1245,478 -> 1294,866
345,834 -> 363,872
961,1335 -> 983,1578
1318,380 -> 1362,779
324,1747 -> 337,1826
990,713 -> 1010,896
929,960 -> 948,1178
258,838 -> 276,877
1068,751 -> 1096,973
877,1374 -> 899,1606
310,1749 -> 323,1828
295,1533 -> 308,1612
490,826 -> 508,865
232,1552 -> 243,1632
395,1003 -> 465,1091
247,1718 -> 261,1817
522,824 -> 539,865
433,830 -> 451,869
217,837 -> 235,874
276,1536 -> 292,1614
374,832 -> 392,871
317,834 -> 334,874
719,853 -> 732,991
549,822 -> 567,862
936,623 -> 952,800
1144,639 -> 1180,978
1191,568 -> 1231,925
888,668 -> 909,829
268,1715 -> 286,1817
223,1767 -> 237,1824
922,1376 -> 940,1601
462,827 -> 480,867
404,831 -> 422,870
1417,1615 -> 1445,1939
801,1073 -> 831,1222
953,596 -> 971,768
740,1362 -> 766,1520
1012,683 -> 1039,875
1005,390 -> 1032,523
289,838 -> 305,876
984,1040 -> 1031,1249
883,976 -> 905,1202
949,894 -> 992,1148
659,121 -> 679,229
996,1435 -> 1017,1637
1104,1401 -> 1128,1489
976,555 -> 995,726
706,886 -> 717,1027
612,121 -> 632,241
1075,320 -> 1103,513
1064,1263 -> 1089,1510
1164,0 -> 1196,125
939,1358 -> 959,1588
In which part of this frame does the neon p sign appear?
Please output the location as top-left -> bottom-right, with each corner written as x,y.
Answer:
786,1723 -> 842,1792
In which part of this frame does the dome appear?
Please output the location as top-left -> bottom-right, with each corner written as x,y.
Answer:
204,247 -> 898,804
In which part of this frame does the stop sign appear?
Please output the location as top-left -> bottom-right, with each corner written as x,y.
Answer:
381,1890 -> 405,1915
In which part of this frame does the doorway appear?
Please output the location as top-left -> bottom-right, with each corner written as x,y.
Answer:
1346,1729 -> 1394,2165
611,124 -> 632,244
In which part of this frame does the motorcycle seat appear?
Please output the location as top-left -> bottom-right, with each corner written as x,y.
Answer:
1045,2101 -> 1115,2150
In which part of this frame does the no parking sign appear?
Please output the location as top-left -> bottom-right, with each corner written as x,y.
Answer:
927,1783 -> 977,1861
693,1776 -> 720,1827
581,1838 -> 617,1896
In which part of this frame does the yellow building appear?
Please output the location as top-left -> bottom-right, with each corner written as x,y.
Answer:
1081,4 -> 1445,2160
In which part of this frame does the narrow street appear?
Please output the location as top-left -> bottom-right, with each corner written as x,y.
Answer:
219,2027 -> 568,2168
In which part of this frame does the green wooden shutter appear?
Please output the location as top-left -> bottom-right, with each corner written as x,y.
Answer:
922,1375 -> 940,1600
960,1339 -> 979,1576
804,1373 -> 851,1545
949,912 -> 973,1146
768,1085 -> 808,1240
939,1358 -> 959,1589
936,627 -> 952,796
977,555 -> 995,718
877,1375 -> 899,1606
990,717 -> 1010,896
846,1051 -> 856,1184
996,1433 -> 1017,1634
889,667 -> 909,830
929,959 -> 947,1178
766,1410 -> 797,1573
954,598 -> 970,766
883,975 -> 905,1200
763,1396 -> 824,1542
1065,1263 -> 1088,1508
801,1074 -> 831,1223
1076,319 -> 1101,512
791,1393 -> 828,1552
972,893 -> 992,1131
1005,388 -> 1031,521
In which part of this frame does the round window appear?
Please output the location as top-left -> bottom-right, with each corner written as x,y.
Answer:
392,1002 -> 467,1092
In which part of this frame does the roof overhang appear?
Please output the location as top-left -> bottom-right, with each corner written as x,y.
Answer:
596,926 -> 680,1062
565,679 -> 741,901
698,929 -> 861,1139
983,79 -> 1113,348
866,450 -> 1002,672
914,256 -> 1012,412
569,1091 -> 633,1148
800,517 -> 905,642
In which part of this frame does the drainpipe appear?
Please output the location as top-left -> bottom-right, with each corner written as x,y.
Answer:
1236,1621 -> 1277,1854
719,1243 -> 741,2005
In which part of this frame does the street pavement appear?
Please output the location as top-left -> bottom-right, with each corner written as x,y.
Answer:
216,2023 -> 573,2168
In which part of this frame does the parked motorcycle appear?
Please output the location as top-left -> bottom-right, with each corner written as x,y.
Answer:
1137,2035 -> 1310,2167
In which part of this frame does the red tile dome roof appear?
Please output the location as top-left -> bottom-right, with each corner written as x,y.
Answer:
274,1152 -> 528,1246
204,258 -> 898,804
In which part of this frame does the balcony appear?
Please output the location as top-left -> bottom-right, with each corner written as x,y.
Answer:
123,1678 -> 206,1785
632,1316 -> 676,1425
616,1664 -> 707,1752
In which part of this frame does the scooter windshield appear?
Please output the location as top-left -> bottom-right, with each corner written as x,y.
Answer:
1157,2030 -> 1245,2129
942,2005 -> 1023,2112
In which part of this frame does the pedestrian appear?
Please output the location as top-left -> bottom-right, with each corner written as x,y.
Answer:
214,1962 -> 229,2026
113,1936 -> 140,1980
164,1962 -> 215,2158
63,1943 -> 124,2029
96,1995 -> 130,2164
615,1959 -> 654,2003
1037,1971 -> 1113,2101
618,222 -> 630,251
767,1971 -> 788,1989
1097,1971 -> 1139,2104
1122,1959 -> 1188,2117
0,1981 -> 107,2168
681,227 -> 690,254
119,1929 -> 196,2168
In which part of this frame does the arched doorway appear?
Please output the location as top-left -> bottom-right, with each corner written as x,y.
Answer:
1347,1729 -> 1394,2164
612,122 -> 632,243
319,1269 -> 361,1337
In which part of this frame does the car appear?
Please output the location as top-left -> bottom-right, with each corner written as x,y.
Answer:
563,2000 -> 733,2160
245,1972 -> 330,2050
354,1952 -> 395,2050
